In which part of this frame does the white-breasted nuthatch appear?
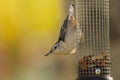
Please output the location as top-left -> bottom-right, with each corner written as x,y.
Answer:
45,3 -> 78,56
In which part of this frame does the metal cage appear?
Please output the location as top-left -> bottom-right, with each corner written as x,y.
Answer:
75,0 -> 113,79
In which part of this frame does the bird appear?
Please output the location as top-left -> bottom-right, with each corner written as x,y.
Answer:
45,3 -> 79,56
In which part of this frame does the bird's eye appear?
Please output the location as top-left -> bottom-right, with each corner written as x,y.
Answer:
54,45 -> 57,49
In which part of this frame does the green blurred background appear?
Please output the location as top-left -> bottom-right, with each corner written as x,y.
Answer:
0,0 -> 119,80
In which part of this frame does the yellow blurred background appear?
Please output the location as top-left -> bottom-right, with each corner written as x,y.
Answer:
0,0 -> 58,79
0,0 -> 62,49
0,0 -> 77,80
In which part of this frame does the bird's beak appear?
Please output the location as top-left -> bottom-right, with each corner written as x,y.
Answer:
44,52 -> 50,56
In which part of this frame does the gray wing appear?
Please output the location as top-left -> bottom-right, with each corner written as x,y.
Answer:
58,15 -> 69,42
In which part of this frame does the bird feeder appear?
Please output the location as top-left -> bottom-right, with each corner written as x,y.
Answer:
75,0 -> 113,80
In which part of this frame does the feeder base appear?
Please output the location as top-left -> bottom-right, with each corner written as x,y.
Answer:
77,76 -> 113,80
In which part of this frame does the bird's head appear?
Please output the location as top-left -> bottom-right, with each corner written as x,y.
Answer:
45,42 -> 60,56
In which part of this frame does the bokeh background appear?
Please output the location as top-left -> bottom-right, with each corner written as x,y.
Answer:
0,0 -> 119,80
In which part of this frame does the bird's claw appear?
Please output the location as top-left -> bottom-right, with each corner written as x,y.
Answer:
70,16 -> 77,27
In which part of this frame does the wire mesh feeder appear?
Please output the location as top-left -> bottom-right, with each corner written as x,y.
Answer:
78,52 -> 111,76
75,0 -> 113,80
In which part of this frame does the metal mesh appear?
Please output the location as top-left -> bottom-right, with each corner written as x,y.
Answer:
75,0 -> 111,78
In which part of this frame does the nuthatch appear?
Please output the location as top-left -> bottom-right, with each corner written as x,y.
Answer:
45,3 -> 79,56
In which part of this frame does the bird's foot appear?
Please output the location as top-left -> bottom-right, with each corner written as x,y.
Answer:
73,20 -> 77,27
70,16 -> 77,27
70,48 -> 76,54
